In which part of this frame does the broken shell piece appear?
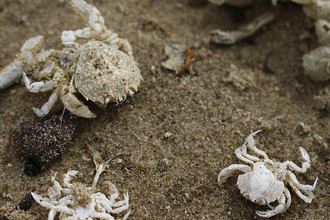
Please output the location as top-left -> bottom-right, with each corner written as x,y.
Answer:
303,46 -> 330,81
210,12 -> 274,45
161,44 -> 187,73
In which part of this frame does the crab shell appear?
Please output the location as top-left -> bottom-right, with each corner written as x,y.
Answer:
74,41 -> 142,105
237,162 -> 285,204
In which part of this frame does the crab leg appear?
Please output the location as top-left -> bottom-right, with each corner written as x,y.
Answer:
218,164 -> 252,184
235,145 -> 260,165
256,187 -> 291,218
100,193 -> 129,214
63,170 -> 79,188
70,0 -> 105,33
91,211 -> 115,219
284,147 -> 311,173
33,87 -> 60,117
289,183 -> 313,203
19,35 -> 44,65
234,130 -> 268,165
0,60 -> 24,90
62,0 -> 134,55
61,0 -> 108,46
244,130 -> 269,160
23,72 -> 57,93
48,208 -> 56,220
287,171 -> 318,203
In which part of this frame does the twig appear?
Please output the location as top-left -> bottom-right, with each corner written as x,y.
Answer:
178,46 -> 195,75
210,12 -> 275,45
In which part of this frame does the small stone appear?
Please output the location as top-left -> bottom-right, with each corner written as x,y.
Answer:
17,191 -> 35,211
164,132 -> 173,138
313,88 -> 329,114
313,134 -> 325,146
260,120 -> 272,131
296,122 -> 311,136
157,160 -> 168,172
303,46 -> 330,81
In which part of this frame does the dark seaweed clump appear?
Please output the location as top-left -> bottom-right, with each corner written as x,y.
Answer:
13,112 -> 78,175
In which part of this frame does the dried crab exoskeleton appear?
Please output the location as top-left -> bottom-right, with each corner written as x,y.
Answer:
12,0 -> 142,118
31,170 -> 131,220
0,35 -> 44,90
218,130 -> 318,218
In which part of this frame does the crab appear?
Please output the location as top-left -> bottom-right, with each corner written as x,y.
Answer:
218,130 -> 318,218
1,0 -> 142,118
31,170 -> 131,220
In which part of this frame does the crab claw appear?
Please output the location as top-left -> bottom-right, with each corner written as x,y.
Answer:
60,85 -> 96,118
256,187 -> 291,218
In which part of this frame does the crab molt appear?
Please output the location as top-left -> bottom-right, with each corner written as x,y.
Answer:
75,41 -> 141,105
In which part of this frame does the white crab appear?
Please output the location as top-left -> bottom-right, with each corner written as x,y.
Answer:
218,130 -> 318,218
31,170 -> 131,220
1,0 -> 142,118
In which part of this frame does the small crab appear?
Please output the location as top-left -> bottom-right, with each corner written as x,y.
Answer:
218,130 -> 318,218
2,0 -> 142,118
31,170 -> 131,220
